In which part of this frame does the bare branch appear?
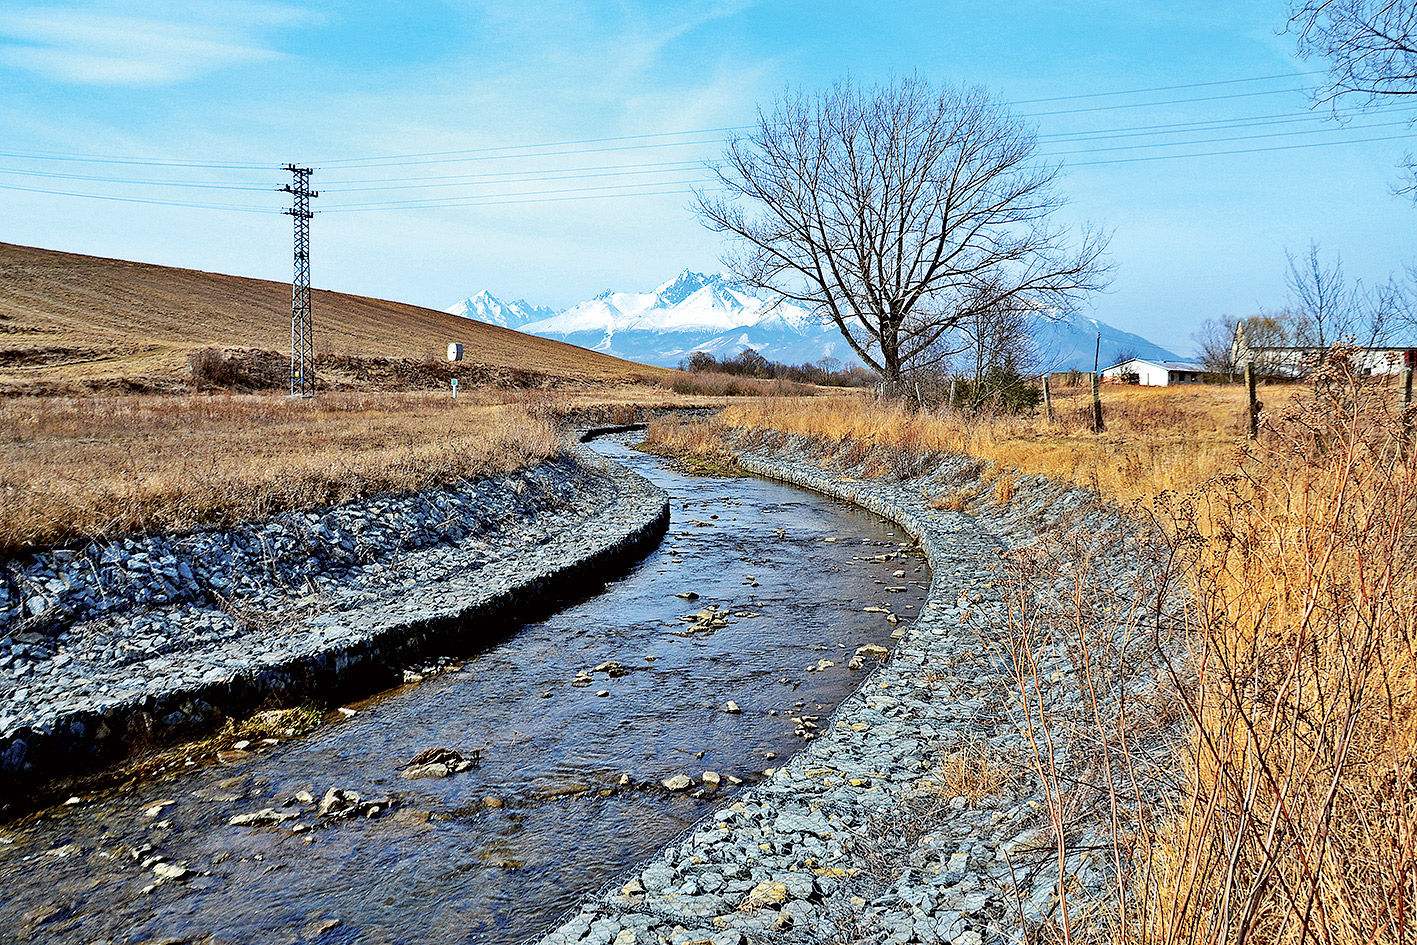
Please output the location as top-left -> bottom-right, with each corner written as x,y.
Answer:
694,75 -> 1111,390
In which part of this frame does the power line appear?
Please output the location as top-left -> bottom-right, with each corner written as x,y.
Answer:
321,186 -> 709,212
317,163 -> 704,193
0,181 -> 277,211
0,166 -> 276,190
318,159 -> 706,187
1010,69 -> 1324,104
1034,108 -> 1413,141
1039,117 -> 1416,158
0,150 -> 272,170
0,70 -> 1376,174
1020,86 -> 1313,118
1061,132 -> 1417,167
11,124 -> 1413,212
309,126 -> 753,166
319,178 -> 711,211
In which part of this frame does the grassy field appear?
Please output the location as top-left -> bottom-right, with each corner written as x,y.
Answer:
0,385 -> 729,554
0,241 -> 671,395
647,367 -> 1417,944
649,380 -> 1272,508
0,242 -> 790,552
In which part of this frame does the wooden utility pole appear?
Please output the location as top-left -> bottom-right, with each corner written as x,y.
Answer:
1042,373 -> 1054,422
1091,334 -> 1104,433
1246,361 -> 1261,439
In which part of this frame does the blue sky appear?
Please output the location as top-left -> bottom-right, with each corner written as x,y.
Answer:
2,0 -> 1414,354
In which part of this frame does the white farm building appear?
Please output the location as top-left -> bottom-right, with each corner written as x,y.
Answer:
1100,358 -> 1204,387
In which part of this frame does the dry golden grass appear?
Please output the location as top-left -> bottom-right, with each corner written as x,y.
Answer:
927,745 -> 1016,806
1131,365 -> 1417,945
693,382 -> 1287,510
650,369 -> 1417,943
0,241 -> 671,394
0,385 -> 722,553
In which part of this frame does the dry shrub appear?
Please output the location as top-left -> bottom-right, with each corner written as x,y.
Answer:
638,413 -> 743,475
929,490 -> 970,512
664,372 -> 815,397
186,347 -> 239,390
982,512 -> 1186,943
713,385 -> 1261,507
643,366 -> 1417,941
929,744 -> 1016,805
1133,356 -> 1417,945
993,470 -> 1017,505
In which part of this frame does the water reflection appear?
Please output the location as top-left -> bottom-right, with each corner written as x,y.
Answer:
0,434 -> 929,944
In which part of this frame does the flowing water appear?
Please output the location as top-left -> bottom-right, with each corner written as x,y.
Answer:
0,434 -> 929,945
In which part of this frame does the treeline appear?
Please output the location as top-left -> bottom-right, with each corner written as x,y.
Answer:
678,348 -> 877,387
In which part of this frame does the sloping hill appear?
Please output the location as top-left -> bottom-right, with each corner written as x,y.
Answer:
0,242 -> 667,394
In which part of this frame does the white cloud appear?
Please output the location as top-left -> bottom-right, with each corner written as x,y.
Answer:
0,4 -> 307,85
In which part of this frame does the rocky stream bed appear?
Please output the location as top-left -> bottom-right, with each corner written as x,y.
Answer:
0,427 -> 1180,945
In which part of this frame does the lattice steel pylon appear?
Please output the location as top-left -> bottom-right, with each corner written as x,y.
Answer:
280,165 -> 318,396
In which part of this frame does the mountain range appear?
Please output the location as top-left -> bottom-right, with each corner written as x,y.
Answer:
446,271 -> 1180,372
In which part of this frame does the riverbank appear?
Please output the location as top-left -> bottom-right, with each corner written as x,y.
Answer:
0,434 -> 670,811
540,431 -> 1182,945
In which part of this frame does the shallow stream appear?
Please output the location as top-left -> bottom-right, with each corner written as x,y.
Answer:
0,433 -> 928,944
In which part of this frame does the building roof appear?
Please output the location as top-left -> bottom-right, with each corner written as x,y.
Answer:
1244,345 -> 1416,352
1102,358 -> 1203,373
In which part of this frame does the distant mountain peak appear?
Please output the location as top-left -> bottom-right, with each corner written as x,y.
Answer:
653,270 -> 719,306
444,290 -> 554,330
448,275 -> 1177,373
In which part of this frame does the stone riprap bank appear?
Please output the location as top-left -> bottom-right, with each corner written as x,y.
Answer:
0,436 -> 669,804
539,437 -> 1177,945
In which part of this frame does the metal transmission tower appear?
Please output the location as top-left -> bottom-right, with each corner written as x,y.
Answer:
280,165 -> 318,396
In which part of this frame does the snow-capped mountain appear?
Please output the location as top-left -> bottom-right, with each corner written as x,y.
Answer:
1028,314 -> 1179,372
444,290 -> 554,330
446,271 -> 1178,372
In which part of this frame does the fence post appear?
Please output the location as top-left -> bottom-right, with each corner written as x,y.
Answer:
1403,365 -> 1414,458
1091,335 -> 1104,433
1042,373 -> 1054,422
1091,372 -> 1104,433
948,377 -> 957,412
1246,361 -> 1260,439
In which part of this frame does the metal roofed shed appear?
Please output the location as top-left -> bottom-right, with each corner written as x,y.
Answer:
1100,358 -> 1204,386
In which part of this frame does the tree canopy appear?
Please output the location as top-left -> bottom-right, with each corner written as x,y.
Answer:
695,75 -> 1109,390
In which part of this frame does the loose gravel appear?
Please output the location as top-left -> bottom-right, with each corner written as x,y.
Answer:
0,437 -> 669,801
538,434 -> 1184,945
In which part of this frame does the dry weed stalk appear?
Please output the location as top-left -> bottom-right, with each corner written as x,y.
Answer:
982,519 -> 1184,945
1134,356 -> 1417,945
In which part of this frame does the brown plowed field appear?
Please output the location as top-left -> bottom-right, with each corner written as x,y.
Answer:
0,242 -> 668,394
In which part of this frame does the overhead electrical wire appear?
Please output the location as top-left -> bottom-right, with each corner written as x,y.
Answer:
1061,132 -> 1417,167
0,166 -> 277,190
318,178 -> 712,211
5,69 -> 1415,213
1038,117 -> 1417,157
0,181 -> 276,212
320,187 -> 708,212
1009,69 -> 1325,104
0,70 -> 1377,175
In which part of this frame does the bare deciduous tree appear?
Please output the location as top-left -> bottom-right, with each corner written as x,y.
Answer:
1283,240 -> 1403,346
1290,1 -> 1417,197
1195,312 -> 1294,379
1285,241 -> 1364,347
695,75 -> 1109,392
1291,0 -> 1417,105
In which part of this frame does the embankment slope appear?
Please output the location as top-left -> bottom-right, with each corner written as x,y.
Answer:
0,242 -> 668,393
